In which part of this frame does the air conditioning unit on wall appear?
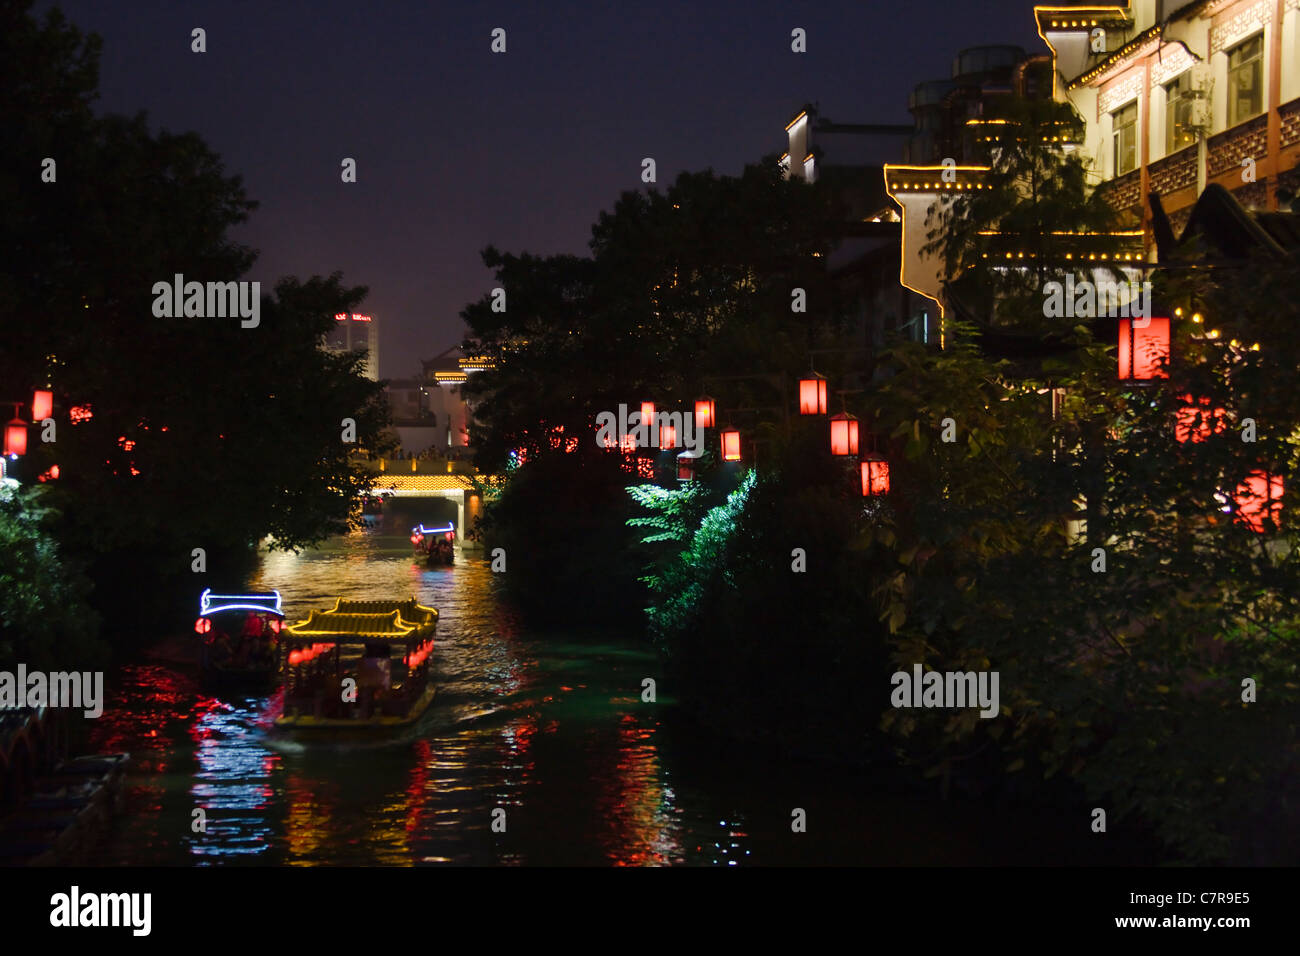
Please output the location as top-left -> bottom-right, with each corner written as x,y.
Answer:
1189,62 -> 1213,97
1189,97 -> 1212,131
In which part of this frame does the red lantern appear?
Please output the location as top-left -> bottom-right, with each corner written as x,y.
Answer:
31,390 -> 53,422
829,413 -> 859,456
640,402 -> 655,426
289,649 -> 303,666
721,430 -> 742,462
4,417 -> 26,457
1175,395 -> 1227,443
1232,471 -> 1284,532
660,423 -> 677,449
194,617 -> 212,635
1118,317 -> 1170,380
799,374 -> 828,415
695,397 -> 715,429
860,456 -> 890,496
268,618 -> 283,634
677,451 -> 698,481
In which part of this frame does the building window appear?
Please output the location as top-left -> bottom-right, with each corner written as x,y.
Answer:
1227,34 -> 1263,127
1112,101 -> 1138,176
1165,73 -> 1196,154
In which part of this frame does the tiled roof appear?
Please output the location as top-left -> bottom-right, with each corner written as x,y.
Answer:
287,610 -> 414,637
374,474 -> 478,491
330,598 -> 439,625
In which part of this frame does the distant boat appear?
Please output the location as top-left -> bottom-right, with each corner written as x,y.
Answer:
411,523 -> 455,565
272,599 -> 438,739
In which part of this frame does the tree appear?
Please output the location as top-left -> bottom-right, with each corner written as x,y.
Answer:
922,95 -> 1125,331
460,163 -> 843,627
0,1 -> 392,634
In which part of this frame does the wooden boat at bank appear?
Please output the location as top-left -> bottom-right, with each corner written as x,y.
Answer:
0,707 -> 130,866
273,599 -> 438,738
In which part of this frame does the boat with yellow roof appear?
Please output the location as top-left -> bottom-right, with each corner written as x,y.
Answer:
272,598 -> 438,738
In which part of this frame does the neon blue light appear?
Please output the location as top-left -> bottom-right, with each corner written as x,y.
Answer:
200,588 -> 283,616
414,523 -> 454,535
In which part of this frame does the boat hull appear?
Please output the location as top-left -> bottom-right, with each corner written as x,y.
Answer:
272,684 -> 437,741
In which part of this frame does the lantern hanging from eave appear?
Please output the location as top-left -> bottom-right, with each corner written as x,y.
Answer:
31,390 -> 53,422
1174,394 -> 1227,443
860,455 -> 890,496
799,373 -> 828,415
829,412 -> 859,456
640,402 -> 655,427
1118,317 -> 1170,380
1232,471 -> 1284,533
660,423 -> 677,449
721,429 -> 742,462
4,417 -> 27,457
694,396 -> 715,429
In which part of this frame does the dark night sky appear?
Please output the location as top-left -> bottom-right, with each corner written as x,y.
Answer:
43,0 -> 1042,379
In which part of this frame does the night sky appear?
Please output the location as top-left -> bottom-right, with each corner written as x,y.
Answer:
44,0 -> 1042,379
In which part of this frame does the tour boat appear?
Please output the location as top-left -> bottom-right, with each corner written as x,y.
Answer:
411,523 -> 455,565
194,589 -> 284,685
272,599 -> 438,739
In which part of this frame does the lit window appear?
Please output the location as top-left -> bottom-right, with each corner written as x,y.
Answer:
1227,34 -> 1263,127
1112,101 -> 1138,176
1165,73 -> 1196,154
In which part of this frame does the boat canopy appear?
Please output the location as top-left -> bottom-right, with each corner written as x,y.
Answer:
200,589 -> 284,618
327,598 -> 439,626
285,610 -> 430,645
413,523 -> 454,536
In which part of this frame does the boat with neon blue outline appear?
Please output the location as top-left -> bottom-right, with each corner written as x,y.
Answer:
194,589 -> 285,685
411,522 -> 455,565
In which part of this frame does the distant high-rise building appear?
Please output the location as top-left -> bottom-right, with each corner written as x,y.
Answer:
324,312 -> 379,381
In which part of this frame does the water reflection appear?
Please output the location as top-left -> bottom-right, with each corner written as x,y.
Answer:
86,530 -> 1119,866
90,532 -> 681,865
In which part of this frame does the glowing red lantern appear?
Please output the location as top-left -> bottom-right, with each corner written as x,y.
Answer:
829,413 -> 859,456
4,417 -> 27,457
677,451 -> 698,481
1118,317 -> 1170,380
31,390 -> 53,422
268,619 -> 283,634
195,617 -> 212,635
289,649 -> 304,666
1232,471 -> 1284,532
660,423 -> 677,449
1175,395 -> 1227,443
640,402 -> 655,426
799,374 -> 828,415
695,397 -> 715,428
860,456 -> 890,496
721,430 -> 742,462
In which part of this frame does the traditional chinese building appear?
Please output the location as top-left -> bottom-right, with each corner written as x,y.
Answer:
888,1 -> 1300,329
1038,0 -> 1300,237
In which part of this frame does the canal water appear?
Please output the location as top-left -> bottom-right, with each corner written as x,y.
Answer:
87,529 -> 1149,865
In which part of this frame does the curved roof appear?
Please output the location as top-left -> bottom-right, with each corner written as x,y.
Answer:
286,610 -> 415,638
328,598 -> 439,625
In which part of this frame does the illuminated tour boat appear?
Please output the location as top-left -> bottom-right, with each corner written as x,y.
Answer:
194,589 -> 285,685
411,522 -> 455,566
273,598 -> 439,738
